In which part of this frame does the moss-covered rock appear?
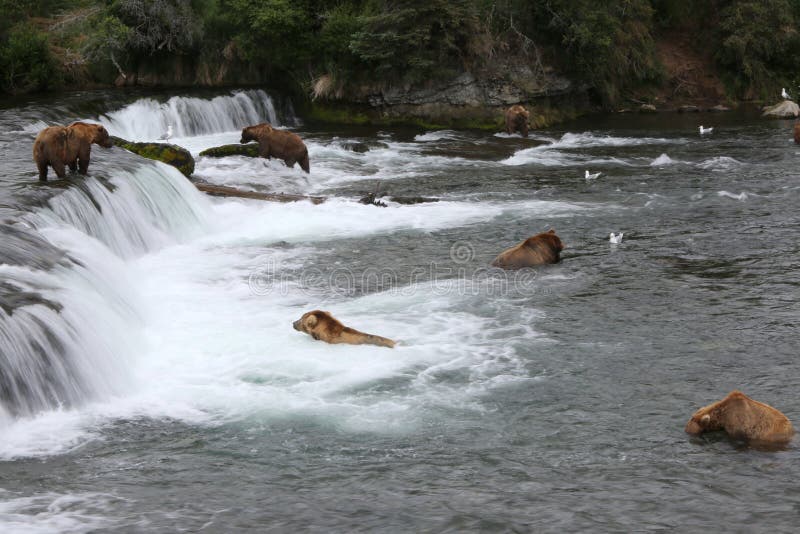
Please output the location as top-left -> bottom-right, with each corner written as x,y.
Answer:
199,144 -> 260,158
111,136 -> 195,177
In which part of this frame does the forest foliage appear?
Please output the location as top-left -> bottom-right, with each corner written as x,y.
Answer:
1,0 -> 799,104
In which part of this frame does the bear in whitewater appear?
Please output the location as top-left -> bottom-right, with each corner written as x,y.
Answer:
293,310 -> 395,348
685,390 -> 794,445
491,229 -> 564,270
240,123 -> 310,173
504,105 -> 531,137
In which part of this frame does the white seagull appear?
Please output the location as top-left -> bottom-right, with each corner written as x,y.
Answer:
609,232 -> 623,244
782,87 -> 790,100
159,124 -> 173,141
585,170 -> 601,180
699,125 -> 713,135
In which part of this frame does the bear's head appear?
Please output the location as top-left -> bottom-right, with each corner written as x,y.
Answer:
685,407 -> 722,435
525,229 -> 564,253
93,124 -> 113,148
240,123 -> 272,144
293,310 -> 338,340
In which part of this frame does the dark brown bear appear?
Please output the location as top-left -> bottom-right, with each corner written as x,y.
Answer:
685,390 -> 794,445
33,126 -> 70,181
491,229 -> 564,270
293,310 -> 395,348
65,121 -> 113,174
505,105 -> 531,137
240,123 -> 310,173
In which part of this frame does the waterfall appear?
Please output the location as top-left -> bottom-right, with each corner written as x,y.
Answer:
27,163 -> 211,259
99,89 -> 291,140
0,160 -> 213,421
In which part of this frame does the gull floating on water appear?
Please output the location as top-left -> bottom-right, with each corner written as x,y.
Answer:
609,232 -> 623,244
782,87 -> 790,100
585,170 -> 601,180
159,124 -> 173,141
699,125 -> 713,135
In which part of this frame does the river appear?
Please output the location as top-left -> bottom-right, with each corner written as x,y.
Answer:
1,89 -> 798,532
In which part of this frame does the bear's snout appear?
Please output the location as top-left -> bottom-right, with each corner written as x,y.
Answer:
685,419 -> 702,435
292,319 -> 301,331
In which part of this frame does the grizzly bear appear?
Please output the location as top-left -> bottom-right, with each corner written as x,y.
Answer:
240,123 -> 310,173
505,105 -> 531,137
292,310 -> 395,348
491,229 -> 564,270
685,390 -> 794,444
65,121 -> 113,174
33,126 -> 70,181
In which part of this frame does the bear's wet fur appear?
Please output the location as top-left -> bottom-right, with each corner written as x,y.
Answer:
505,105 -> 531,137
240,123 -> 310,173
491,229 -> 564,270
293,310 -> 395,348
685,390 -> 794,445
32,126 -> 70,181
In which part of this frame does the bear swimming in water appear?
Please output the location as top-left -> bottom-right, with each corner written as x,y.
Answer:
292,310 -> 395,348
491,229 -> 564,270
685,390 -> 793,445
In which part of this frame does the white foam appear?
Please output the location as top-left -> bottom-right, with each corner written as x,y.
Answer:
501,132 -> 681,167
0,490 -> 117,533
697,156 -> 743,171
414,130 -> 463,142
650,153 -> 679,166
717,190 -> 750,201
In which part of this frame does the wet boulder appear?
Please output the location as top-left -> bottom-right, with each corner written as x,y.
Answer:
111,136 -> 195,177
762,101 -> 800,119
199,144 -> 260,158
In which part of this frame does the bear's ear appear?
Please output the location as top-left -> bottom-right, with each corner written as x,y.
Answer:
547,229 -> 556,234
701,414 -> 711,424
304,314 -> 318,328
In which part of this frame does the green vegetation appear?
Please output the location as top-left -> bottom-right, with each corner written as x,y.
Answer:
1,0 -> 799,104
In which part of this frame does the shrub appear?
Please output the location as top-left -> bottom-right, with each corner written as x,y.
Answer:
0,24 -> 62,93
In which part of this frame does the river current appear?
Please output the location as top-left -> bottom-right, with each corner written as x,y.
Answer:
0,89 -> 799,532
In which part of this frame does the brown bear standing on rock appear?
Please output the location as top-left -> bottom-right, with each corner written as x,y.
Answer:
685,390 -> 794,445
33,126 -> 70,181
491,229 -> 564,269
65,122 -> 113,174
293,310 -> 395,348
505,105 -> 531,137
240,123 -> 310,173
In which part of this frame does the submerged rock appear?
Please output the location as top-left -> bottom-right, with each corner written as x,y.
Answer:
708,104 -> 732,112
359,191 -> 439,207
111,136 -> 195,177
194,182 -> 324,204
762,100 -> 800,119
199,144 -> 260,158
678,105 -> 700,113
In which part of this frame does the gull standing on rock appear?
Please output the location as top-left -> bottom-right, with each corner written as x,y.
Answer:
782,87 -> 790,100
699,125 -> 713,135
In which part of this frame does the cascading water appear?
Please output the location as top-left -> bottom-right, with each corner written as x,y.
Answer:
0,157 -> 212,422
99,89 -> 290,140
